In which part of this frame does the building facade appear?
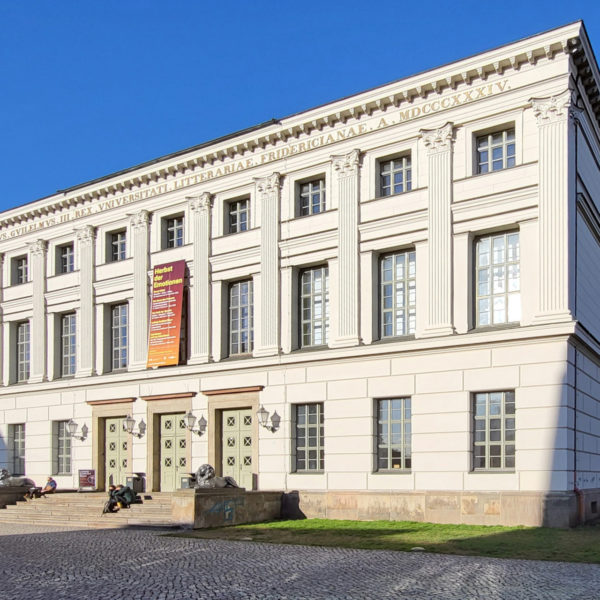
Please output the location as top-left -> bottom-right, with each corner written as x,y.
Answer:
2,22 -> 600,526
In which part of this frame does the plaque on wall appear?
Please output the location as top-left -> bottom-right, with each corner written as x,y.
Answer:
78,469 -> 96,490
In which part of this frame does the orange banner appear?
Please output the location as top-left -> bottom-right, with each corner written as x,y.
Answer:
147,260 -> 185,368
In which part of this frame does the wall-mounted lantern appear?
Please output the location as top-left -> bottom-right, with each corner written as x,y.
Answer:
256,405 -> 280,433
122,414 -> 146,439
67,419 -> 88,442
183,410 -> 207,436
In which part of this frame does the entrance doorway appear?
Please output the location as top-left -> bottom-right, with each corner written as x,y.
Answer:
222,408 -> 253,489
159,413 -> 187,491
105,417 -> 128,488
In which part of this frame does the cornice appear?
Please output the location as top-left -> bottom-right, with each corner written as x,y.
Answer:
0,23 -> 588,234
210,245 -> 261,270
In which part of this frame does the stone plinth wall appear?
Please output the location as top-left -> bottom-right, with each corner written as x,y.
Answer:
171,488 -> 282,529
0,486 -> 28,509
282,490 -> 600,528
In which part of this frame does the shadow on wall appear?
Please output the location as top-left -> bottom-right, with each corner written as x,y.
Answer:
281,491 -> 307,520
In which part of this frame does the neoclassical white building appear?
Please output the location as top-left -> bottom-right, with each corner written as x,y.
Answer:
1,21 -> 600,526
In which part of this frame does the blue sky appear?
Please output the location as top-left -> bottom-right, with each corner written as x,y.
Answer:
1,1 -> 598,212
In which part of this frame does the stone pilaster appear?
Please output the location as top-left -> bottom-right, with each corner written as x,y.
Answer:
75,225 -> 96,377
188,193 -> 212,364
129,210 -> 151,370
330,149 -> 361,348
0,253 -> 4,385
531,90 -> 576,324
254,173 -> 281,357
27,239 -> 48,382
420,122 -> 455,337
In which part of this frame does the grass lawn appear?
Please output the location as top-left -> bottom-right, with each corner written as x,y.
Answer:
172,519 -> 600,563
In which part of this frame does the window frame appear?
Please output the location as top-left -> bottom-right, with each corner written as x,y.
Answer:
463,116 -> 521,178
474,230 -> 520,328
54,420 -> 72,475
379,249 -> 416,339
60,313 -> 77,377
475,128 -> 516,174
296,177 -> 326,217
293,403 -> 324,473
227,197 -> 251,234
228,280 -> 254,356
375,398 -> 412,472
378,154 -> 412,197
299,265 -> 329,348
57,243 -> 75,274
10,423 -> 25,475
108,230 -> 127,262
16,321 -> 30,382
111,303 -> 128,371
12,255 -> 28,285
472,391 -> 516,472
163,215 -> 185,249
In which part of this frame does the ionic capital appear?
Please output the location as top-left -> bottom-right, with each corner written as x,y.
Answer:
420,122 -> 454,154
331,149 -> 361,177
129,209 -> 151,231
188,192 -> 212,213
255,172 -> 281,196
531,89 -> 574,125
27,239 -> 48,257
75,225 -> 96,246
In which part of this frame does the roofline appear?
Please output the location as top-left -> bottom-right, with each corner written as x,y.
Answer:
4,19 -> 587,216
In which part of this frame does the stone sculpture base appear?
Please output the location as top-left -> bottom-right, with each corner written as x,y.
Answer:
171,488 -> 282,529
0,485 -> 29,509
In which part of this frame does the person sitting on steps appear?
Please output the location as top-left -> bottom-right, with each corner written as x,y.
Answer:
114,483 -> 138,508
103,484 -> 119,513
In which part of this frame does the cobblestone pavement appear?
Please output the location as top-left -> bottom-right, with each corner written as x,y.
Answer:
0,523 -> 599,600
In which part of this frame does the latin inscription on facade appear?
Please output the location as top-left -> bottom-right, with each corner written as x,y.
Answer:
1,79 -> 510,240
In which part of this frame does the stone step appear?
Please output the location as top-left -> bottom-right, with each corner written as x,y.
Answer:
9,498 -> 171,510
0,490 -> 179,529
0,516 -> 176,529
0,512 -> 173,524
1,507 -> 170,517
0,512 -> 172,522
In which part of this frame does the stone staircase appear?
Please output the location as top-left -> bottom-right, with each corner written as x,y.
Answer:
0,491 -> 178,529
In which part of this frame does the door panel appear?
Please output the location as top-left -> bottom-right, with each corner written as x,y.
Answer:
222,408 -> 253,489
105,417 -> 128,488
160,413 -> 187,492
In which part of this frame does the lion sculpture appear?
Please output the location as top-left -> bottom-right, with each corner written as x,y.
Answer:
194,464 -> 239,489
0,468 -> 35,487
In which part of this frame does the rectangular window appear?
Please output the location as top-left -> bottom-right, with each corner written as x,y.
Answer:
300,266 -> 329,347
298,179 -> 326,216
377,398 -> 411,471
229,280 -> 253,355
58,244 -> 75,273
380,250 -> 416,338
379,155 -> 411,196
228,199 -> 250,233
475,232 -> 520,326
294,403 -> 324,472
165,216 -> 184,248
11,423 -> 25,475
61,313 -> 76,377
54,421 -> 72,475
110,231 -> 127,262
476,129 -> 515,173
473,391 -> 515,470
111,304 -> 128,370
16,321 -> 30,382
12,256 -> 28,285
